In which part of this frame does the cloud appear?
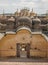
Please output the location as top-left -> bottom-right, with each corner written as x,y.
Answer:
42,0 -> 48,2
12,2 -> 35,8
0,4 -> 9,6
0,0 -> 48,14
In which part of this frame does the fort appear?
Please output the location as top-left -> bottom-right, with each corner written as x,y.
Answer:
0,8 -> 48,59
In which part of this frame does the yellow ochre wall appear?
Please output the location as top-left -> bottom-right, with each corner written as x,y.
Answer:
0,29 -> 48,58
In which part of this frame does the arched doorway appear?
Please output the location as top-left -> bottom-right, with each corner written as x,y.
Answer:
16,27 -> 32,58
17,43 -> 30,58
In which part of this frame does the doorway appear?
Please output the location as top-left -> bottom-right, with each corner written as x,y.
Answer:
16,43 -> 30,58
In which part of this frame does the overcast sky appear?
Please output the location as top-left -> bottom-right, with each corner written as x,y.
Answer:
0,0 -> 48,14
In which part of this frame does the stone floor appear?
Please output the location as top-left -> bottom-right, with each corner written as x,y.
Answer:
0,57 -> 48,65
0,57 -> 48,62
0,62 -> 48,65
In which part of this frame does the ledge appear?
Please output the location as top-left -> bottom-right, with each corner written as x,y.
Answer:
32,31 -> 48,42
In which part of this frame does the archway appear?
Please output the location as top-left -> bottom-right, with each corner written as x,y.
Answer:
16,27 -> 32,58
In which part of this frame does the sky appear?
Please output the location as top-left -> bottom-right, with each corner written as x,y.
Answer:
0,0 -> 48,14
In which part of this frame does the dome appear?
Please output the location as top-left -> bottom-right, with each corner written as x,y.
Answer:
8,17 -> 15,22
32,17 -> 41,23
16,17 -> 32,23
16,17 -> 32,29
